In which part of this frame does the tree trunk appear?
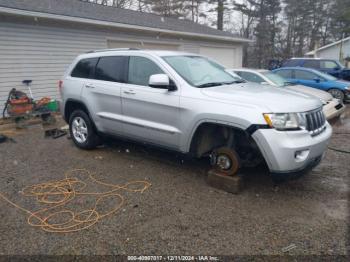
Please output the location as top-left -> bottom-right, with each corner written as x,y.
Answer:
217,0 -> 224,30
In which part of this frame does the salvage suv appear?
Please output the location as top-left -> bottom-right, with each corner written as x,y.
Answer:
60,49 -> 332,179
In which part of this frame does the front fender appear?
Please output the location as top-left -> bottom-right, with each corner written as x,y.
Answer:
181,117 -> 250,153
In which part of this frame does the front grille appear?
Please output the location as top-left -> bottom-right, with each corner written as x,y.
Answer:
306,108 -> 326,136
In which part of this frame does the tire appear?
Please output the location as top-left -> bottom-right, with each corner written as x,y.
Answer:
211,147 -> 241,176
69,110 -> 100,149
328,89 -> 345,102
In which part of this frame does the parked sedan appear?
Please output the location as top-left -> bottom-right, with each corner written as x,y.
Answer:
229,68 -> 346,120
272,67 -> 350,102
281,58 -> 350,81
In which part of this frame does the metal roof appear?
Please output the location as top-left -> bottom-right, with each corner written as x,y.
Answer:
0,0 -> 249,42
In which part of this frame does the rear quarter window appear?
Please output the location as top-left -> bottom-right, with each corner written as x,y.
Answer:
71,58 -> 98,79
283,59 -> 300,67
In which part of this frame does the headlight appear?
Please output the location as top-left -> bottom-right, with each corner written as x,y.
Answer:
263,113 -> 307,131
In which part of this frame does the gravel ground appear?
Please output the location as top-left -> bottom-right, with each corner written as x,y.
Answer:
0,109 -> 349,257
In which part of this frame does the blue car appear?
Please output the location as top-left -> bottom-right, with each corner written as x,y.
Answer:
281,58 -> 350,81
273,67 -> 350,102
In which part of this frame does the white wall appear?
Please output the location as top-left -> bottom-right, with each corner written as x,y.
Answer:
315,40 -> 350,65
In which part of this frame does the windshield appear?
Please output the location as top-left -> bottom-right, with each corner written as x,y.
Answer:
262,71 -> 289,87
314,70 -> 337,81
163,56 -> 237,87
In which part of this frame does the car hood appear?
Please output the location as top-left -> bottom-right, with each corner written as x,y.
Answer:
334,79 -> 350,87
200,83 -> 322,113
286,85 -> 333,102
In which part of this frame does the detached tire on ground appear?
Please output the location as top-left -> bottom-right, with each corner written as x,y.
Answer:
212,147 -> 240,176
69,110 -> 100,149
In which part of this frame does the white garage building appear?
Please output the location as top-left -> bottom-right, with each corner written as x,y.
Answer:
306,37 -> 350,66
0,0 -> 249,114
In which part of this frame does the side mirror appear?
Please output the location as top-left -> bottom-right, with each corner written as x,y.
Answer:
313,78 -> 321,83
149,74 -> 176,91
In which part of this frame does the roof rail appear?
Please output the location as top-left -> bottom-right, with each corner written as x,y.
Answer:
86,48 -> 141,53
291,57 -> 320,59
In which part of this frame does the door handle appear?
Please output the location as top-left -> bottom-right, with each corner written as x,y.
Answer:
85,83 -> 95,89
123,90 -> 136,95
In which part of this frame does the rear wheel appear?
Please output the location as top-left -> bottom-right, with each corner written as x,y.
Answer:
211,147 -> 240,176
328,89 -> 344,102
69,110 -> 100,149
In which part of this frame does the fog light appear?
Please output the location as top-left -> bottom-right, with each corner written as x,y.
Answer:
295,150 -> 310,162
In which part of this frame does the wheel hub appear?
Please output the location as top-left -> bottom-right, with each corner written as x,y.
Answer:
216,154 -> 232,170
72,117 -> 88,143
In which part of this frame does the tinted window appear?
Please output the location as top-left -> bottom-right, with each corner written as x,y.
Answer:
321,60 -> 338,69
283,59 -> 300,67
275,69 -> 293,78
303,60 -> 320,69
128,56 -> 164,86
95,56 -> 128,82
295,70 -> 317,80
238,71 -> 264,83
71,58 -> 98,79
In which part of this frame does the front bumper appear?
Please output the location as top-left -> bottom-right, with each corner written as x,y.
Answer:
323,99 -> 346,120
252,122 -> 332,174
270,155 -> 322,181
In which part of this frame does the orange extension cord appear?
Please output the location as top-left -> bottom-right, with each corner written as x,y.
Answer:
0,169 -> 151,233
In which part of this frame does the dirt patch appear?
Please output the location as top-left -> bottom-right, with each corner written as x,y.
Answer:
0,111 -> 349,256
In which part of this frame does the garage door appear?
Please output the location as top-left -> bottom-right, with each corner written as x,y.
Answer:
200,46 -> 236,68
107,40 -> 180,51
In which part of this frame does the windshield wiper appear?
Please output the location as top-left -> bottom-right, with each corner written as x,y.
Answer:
230,80 -> 246,84
197,80 -> 245,88
196,82 -> 225,88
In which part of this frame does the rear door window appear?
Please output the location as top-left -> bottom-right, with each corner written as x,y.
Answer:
282,59 -> 300,67
128,56 -> 164,86
71,58 -> 98,79
275,69 -> 293,78
295,70 -> 317,80
303,60 -> 320,69
95,56 -> 128,83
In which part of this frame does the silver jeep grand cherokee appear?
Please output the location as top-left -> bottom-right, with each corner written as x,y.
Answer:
60,49 -> 332,179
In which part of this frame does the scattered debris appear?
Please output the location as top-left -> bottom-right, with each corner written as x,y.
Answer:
0,134 -> 16,144
0,134 -> 7,144
60,125 -> 69,131
44,128 -> 67,139
282,244 -> 297,253
95,156 -> 103,160
125,149 -> 130,153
